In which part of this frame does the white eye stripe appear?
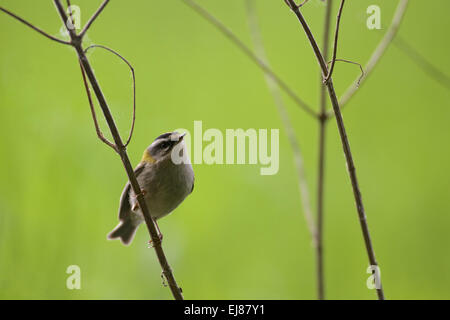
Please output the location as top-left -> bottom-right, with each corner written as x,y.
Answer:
151,138 -> 173,150
150,138 -> 167,147
148,132 -> 182,156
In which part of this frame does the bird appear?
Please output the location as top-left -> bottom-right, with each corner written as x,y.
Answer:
107,131 -> 194,245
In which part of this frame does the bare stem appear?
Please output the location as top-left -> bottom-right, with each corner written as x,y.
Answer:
316,0 -> 334,301
180,0 -> 318,119
66,0 -> 76,35
245,0 -> 317,245
327,59 -> 365,88
84,44 -> 137,147
79,60 -> 117,151
0,7 -> 70,45
323,0 -> 345,84
333,0 -> 409,115
285,0 -> 385,300
394,35 -> 450,91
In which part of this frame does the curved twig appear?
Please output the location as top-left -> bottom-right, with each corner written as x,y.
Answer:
326,58 -> 365,88
84,44 -> 136,147
323,0 -> 345,84
335,0 -> 409,113
284,0 -> 385,300
394,35 -> 450,91
1,0 -> 184,301
316,0 -> 334,301
52,0 -> 183,300
79,60 -> 117,151
0,7 -> 71,45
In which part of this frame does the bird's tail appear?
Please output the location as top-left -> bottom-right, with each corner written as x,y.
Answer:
107,220 -> 138,245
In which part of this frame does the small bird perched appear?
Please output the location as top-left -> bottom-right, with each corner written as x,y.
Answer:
108,131 -> 194,245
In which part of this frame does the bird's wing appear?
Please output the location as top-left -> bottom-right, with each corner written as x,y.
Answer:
118,163 -> 146,220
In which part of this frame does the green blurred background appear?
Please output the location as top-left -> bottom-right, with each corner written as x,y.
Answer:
0,0 -> 449,299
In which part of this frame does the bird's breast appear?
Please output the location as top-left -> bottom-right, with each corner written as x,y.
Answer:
136,160 -> 194,219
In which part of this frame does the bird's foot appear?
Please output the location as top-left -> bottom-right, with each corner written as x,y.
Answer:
132,190 -> 147,211
133,189 -> 147,199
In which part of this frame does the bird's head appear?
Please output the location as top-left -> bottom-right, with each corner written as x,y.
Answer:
142,131 -> 186,163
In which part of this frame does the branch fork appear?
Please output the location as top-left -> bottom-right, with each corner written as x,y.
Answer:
284,0 -> 309,10
0,0 -> 184,300
1,0 -> 412,301
180,0 -> 411,300
284,0 -> 385,300
56,0 -> 183,300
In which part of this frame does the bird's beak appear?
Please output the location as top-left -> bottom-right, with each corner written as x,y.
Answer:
175,132 -> 186,144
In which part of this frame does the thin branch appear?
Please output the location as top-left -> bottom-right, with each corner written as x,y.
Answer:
180,0 -> 318,119
245,0 -> 317,246
66,1 -> 73,23
285,0 -> 309,8
84,44 -> 137,147
334,0 -> 409,115
394,35 -> 450,91
79,0 -> 110,38
284,0 -> 385,300
316,0 -> 334,301
79,60 -> 117,151
66,0 -> 73,21
66,0 -> 77,36
323,0 -> 345,84
0,7 -> 71,45
53,0 -> 183,300
327,59 -> 365,87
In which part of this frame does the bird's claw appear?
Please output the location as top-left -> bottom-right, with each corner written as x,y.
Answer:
132,190 -> 147,211
134,189 -> 147,198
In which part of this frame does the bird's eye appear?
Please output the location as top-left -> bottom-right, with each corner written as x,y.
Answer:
160,141 -> 170,149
